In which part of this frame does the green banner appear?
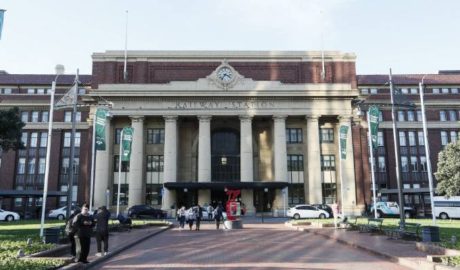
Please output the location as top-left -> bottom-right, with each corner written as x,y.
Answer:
95,108 -> 108,151
369,106 -> 381,149
121,127 -> 133,161
339,125 -> 349,160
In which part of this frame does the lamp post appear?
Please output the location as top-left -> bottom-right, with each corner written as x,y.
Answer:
262,188 -> 268,223
184,188 -> 188,208
66,70 -> 79,219
40,65 -> 65,238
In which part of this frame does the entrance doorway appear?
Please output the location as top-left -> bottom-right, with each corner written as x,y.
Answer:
254,189 -> 275,212
176,189 -> 197,208
211,189 -> 227,208
211,129 -> 240,182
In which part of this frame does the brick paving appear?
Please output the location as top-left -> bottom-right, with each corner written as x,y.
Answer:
94,221 -> 410,270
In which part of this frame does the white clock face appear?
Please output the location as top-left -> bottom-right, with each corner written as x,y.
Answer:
217,67 -> 233,83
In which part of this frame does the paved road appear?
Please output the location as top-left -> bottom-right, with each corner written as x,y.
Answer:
94,222 -> 409,270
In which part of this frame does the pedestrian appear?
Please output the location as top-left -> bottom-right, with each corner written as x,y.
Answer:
94,206 -> 110,256
207,204 -> 213,220
195,205 -> 203,231
214,203 -> 223,230
65,209 -> 80,259
177,206 -> 186,229
72,203 -> 94,264
186,207 -> 196,230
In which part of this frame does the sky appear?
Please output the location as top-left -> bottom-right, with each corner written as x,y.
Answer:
0,0 -> 459,75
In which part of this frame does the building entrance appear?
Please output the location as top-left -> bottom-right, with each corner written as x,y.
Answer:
211,129 -> 240,182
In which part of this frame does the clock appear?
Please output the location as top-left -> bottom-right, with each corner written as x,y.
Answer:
217,67 -> 233,83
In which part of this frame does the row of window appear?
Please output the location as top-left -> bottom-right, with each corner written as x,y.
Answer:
441,130 -> 460,146
17,157 -> 46,174
0,88 -> 87,95
21,111 -> 83,123
361,87 -> 460,95
21,131 -> 81,148
398,131 -> 425,146
440,110 -> 460,121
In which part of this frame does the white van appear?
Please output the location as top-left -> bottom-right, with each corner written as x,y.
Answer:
433,196 -> 460,219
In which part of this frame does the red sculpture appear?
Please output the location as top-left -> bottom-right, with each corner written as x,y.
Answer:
225,189 -> 241,221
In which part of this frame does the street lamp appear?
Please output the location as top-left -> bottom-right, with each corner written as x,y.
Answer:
40,64 -> 65,238
262,188 -> 268,223
184,188 -> 188,208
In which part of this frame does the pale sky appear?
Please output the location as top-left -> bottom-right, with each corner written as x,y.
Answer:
0,0 -> 459,75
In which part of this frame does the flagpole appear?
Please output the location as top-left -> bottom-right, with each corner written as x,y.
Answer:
367,110 -> 378,218
0,9 -> 6,40
419,79 -> 436,225
123,10 -> 128,82
66,70 -> 79,219
338,126 -> 345,215
89,109 -> 97,212
116,129 -> 123,217
389,68 -> 405,228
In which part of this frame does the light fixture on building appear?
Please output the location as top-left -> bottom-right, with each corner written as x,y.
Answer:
184,188 -> 188,193
221,155 -> 227,165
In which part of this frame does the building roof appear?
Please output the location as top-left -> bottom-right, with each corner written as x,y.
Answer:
357,74 -> 460,85
0,74 -> 92,85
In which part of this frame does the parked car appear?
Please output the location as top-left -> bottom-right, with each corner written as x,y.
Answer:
287,205 -> 330,219
48,206 -> 80,220
369,201 -> 415,219
127,205 -> 166,219
0,209 -> 21,222
312,204 -> 334,218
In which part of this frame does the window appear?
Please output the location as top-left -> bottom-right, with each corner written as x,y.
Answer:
322,183 -> 337,204
21,112 -> 29,122
40,132 -> 48,147
286,128 -> 303,144
442,88 -> 449,94
320,128 -> 334,143
377,131 -> 384,146
416,110 -> 422,122
41,111 -> 49,122
401,156 -> 408,172
31,111 -> 39,122
21,132 -> 28,147
399,131 -> 406,146
410,156 -> 418,172
27,88 -> 35,94
420,156 -> 427,172
147,128 -> 165,144
288,155 -> 304,171
28,158 -> 36,174
449,110 -> 457,121
30,132 -> 38,147
378,156 -> 386,172
288,184 -> 305,205
410,88 -> 418,94
38,158 -> 46,174
441,131 -> 449,146
407,111 -> 415,122
361,88 -> 369,95
61,158 -> 70,175
321,155 -> 336,171
64,112 -> 72,122
401,88 -> 409,94
408,131 -> 416,146
78,88 -> 86,95
378,111 -> 383,122
432,88 -> 440,94
75,132 -> 81,147
418,131 -> 425,146
114,155 -> 130,172
76,112 -> 81,122
115,128 -> 122,144
440,111 -> 447,121
2,88 -> 12,94
64,132 -> 71,147
370,88 -> 378,94
146,155 -> 164,172
450,131 -> 458,143
452,88 -> 459,94
398,111 -> 405,121
17,158 -> 26,174
36,88 -> 45,94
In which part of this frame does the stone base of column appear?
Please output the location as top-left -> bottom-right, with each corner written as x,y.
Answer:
240,189 -> 255,216
162,188 -> 177,218
198,189 -> 211,206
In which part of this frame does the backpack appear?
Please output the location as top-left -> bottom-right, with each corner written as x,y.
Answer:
65,214 -> 77,235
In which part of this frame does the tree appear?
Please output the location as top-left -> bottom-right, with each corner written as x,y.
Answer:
0,107 -> 25,151
435,141 -> 460,197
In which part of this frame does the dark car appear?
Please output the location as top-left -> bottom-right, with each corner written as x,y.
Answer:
127,205 -> 166,219
312,204 -> 334,218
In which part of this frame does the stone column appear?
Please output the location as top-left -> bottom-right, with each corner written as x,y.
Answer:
94,115 -> 112,208
162,116 -> 178,213
273,115 -> 287,215
338,116 -> 357,215
128,116 -> 144,207
307,115 -> 322,204
240,115 -> 253,182
198,116 -> 211,182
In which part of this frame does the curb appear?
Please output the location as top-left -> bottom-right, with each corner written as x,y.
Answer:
60,224 -> 172,270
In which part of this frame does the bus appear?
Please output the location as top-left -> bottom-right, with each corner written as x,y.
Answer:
433,196 -> 460,219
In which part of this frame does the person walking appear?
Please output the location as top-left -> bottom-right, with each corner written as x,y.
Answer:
207,204 -> 213,221
195,205 -> 203,231
65,209 -> 80,259
186,207 -> 196,230
214,203 -> 223,230
94,206 -> 110,256
72,203 -> 94,264
177,206 -> 186,230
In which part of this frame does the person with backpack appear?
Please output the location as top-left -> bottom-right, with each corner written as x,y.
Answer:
177,206 -> 186,230
214,203 -> 224,230
65,209 -> 80,258
186,207 -> 196,230
72,203 -> 94,264
94,206 -> 110,256
194,205 -> 203,231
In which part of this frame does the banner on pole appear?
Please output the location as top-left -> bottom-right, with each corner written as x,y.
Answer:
339,125 -> 349,160
95,108 -> 108,150
121,127 -> 133,161
55,84 -> 77,109
0,10 -> 5,40
369,106 -> 381,150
